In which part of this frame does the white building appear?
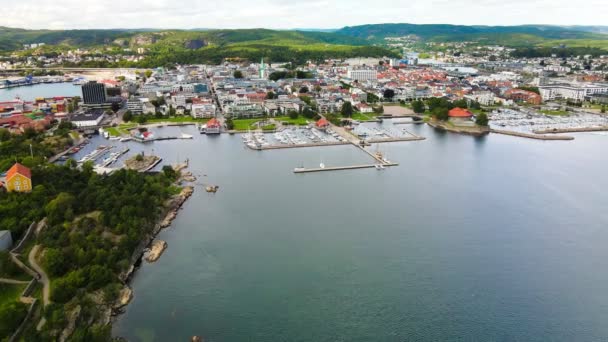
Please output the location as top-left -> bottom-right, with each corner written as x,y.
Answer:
126,98 -> 144,114
347,69 -> 378,82
465,92 -> 496,106
70,111 -> 105,128
191,103 -> 217,118
539,84 -> 608,102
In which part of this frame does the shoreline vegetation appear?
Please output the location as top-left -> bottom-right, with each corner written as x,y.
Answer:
0,123 -> 197,340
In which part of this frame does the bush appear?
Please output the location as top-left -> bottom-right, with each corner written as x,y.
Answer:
0,301 -> 28,338
475,112 -> 489,126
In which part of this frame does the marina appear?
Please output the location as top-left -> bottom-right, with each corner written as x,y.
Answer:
488,108 -> 608,133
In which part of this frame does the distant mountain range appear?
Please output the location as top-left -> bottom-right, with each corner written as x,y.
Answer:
335,24 -> 608,46
1,24 -> 607,65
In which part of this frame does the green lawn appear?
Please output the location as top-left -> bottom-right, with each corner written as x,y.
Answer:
105,127 -> 122,137
145,116 -> 210,124
540,110 -> 569,116
232,118 -> 267,131
275,116 -> 311,126
350,112 -> 379,121
0,283 -> 26,305
118,123 -> 138,130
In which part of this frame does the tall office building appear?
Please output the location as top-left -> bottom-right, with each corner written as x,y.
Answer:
82,81 -> 107,105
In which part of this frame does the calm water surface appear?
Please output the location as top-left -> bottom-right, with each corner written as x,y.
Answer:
105,123 -> 608,342
0,83 -> 82,101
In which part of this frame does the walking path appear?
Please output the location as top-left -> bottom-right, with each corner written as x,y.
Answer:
0,278 -> 29,285
28,245 -> 50,307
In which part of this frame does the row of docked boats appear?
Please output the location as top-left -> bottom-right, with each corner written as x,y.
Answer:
242,131 -> 269,149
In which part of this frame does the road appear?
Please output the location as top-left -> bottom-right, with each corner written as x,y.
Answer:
28,245 -> 50,306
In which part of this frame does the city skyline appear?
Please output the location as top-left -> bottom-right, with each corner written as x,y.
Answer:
4,0 -> 608,30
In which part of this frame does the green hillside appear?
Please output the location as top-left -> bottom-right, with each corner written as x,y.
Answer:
336,23 -> 608,48
136,30 -> 394,66
0,27 -> 138,51
0,28 -> 397,65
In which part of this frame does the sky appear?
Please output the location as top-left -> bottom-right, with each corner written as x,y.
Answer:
4,0 -> 608,30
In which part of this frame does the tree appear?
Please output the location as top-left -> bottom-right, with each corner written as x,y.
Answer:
601,106 -> 606,114
341,102 -> 354,117
135,154 -> 144,162
411,100 -> 425,114
366,93 -> 379,104
233,70 -> 244,79
475,112 -> 489,126
111,102 -> 121,113
123,111 -> 133,122
433,107 -> 449,121
266,91 -> 276,100
45,192 -> 75,225
168,105 -> 176,116
302,107 -> 315,119
136,115 -> 147,124
0,128 -> 9,142
144,70 -> 153,78
383,89 -> 395,101
288,110 -> 299,120
0,302 -> 28,337
225,118 -> 234,130
453,99 -> 468,109
299,86 -> 309,94
45,248 -> 69,276
469,101 -> 482,110
162,165 -> 177,180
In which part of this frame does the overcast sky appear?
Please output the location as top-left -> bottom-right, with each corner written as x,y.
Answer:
4,0 -> 607,30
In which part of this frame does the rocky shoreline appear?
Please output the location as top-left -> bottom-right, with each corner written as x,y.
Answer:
145,240 -> 168,263
110,173 -> 194,322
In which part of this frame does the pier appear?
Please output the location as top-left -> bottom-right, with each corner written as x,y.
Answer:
256,141 -> 349,150
532,126 -> 608,134
491,129 -> 575,141
294,163 -> 399,173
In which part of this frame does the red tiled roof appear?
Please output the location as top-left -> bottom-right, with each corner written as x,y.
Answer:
207,118 -> 221,128
6,163 -> 31,180
316,118 -> 329,127
448,107 -> 473,118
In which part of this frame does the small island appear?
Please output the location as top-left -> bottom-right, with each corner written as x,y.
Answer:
124,153 -> 162,172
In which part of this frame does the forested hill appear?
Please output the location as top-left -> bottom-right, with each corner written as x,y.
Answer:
335,24 -> 608,48
0,27 -> 397,65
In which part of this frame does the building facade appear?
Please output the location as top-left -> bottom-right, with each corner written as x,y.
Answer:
4,163 -> 32,193
539,84 -> 608,102
82,81 -> 107,105
347,69 -> 378,82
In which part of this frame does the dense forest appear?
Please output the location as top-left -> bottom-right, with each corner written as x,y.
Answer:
0,128 -> 180,340
511,46 -> 608,58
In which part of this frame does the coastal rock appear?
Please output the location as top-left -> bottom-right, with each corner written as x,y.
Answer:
206,185 -> 219,193
181,171 -> 197,182
117,286 -> 133,308
145,240 -> 167,263
161,210 -> 177,229
181,186 -> 194,198
59,306 -> 81,342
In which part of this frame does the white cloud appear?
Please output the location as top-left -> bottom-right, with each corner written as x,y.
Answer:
3,0 -> 607,29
